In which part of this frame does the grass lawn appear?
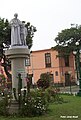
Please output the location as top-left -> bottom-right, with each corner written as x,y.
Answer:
0,95 -> 81,120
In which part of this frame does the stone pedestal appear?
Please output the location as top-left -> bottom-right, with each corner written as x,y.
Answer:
5,46 -> 30,114
8,100 -> 19,114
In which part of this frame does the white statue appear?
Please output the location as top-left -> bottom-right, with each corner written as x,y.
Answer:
10,13 -> 22,46
20,22 -> 27,45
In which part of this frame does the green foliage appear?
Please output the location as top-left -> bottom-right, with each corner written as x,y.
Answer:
0,18 -> 10,45
45,86 -> 63,104
0,74 -> 6,92
0,18 -> 12,80
0,91 -> 12,116
55,27 -> 81,46
0,99 -> 8,115
19,89 -> 48,116
37,73 -> 50,89
53,25 -> 81,55
18,86 -> 63,117
0,81 -> 65,117
25,22 -> 37,49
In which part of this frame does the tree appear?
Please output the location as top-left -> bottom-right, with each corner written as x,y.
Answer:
0,18 -> 11,80
0,18 -> 37,80
25,22 -> 37,49
0,18 -> 11,45
37,73 -> 51,89
53,24 -> 81,56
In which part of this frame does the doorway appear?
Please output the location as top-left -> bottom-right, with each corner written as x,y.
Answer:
65,72 -> 70,86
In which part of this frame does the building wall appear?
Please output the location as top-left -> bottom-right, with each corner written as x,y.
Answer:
0,48 -> 75,86
59,53 -> 75,85
26,49 -> 75,85
59,53 -> 75,74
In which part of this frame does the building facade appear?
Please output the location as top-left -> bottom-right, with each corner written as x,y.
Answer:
26,48 -> 75,86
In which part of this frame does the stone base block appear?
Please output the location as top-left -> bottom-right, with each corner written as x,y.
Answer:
8,100 -> 19,115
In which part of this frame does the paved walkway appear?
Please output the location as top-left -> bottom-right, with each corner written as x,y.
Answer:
60,85 -> 79,93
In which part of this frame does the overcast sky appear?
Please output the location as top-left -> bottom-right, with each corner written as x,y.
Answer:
0,0 -> 81,50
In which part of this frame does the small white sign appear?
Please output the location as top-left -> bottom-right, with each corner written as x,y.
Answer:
17,69 -> 26,79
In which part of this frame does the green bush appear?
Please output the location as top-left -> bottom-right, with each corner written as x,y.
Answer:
19,89 -> 49,116
45,86 -> 64,103
37,73 -> 50,89
0,86 -> 64,117
0,97 -> 9,116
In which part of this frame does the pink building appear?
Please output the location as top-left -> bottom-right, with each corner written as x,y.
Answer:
26,48 -> 75,86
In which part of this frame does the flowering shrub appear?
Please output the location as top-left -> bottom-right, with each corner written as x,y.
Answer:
0,90 -> 12,116
19,89 -> 49,116
0,99 -> 7,115
0,86 -> 64,116
45,86 -> 63,103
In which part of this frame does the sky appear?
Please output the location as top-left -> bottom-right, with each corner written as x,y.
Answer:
0,0 -> 81,51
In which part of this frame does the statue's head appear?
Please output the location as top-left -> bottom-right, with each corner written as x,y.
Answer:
14,13 -> 18,18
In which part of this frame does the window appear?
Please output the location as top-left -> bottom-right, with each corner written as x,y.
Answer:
25,57 -> 30,66
55,71 -> 58,76
45,53 -> 51,67
64,56 -> 69,67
